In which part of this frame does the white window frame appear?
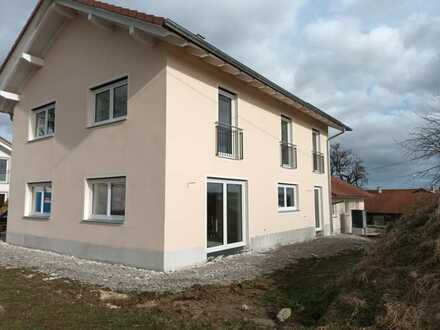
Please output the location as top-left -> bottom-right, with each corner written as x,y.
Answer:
314,186 -> 323,231
278,183 -> 299,212
281,115 -> 292,144
26,182 -> 52,218
312,129 -> 321,153
85,177 -> 126,222
206,178 -> 247,254
30,103 -> 55,140
89,77 -> 128,127
0,158 -> 8,184
217,88 -> 239,159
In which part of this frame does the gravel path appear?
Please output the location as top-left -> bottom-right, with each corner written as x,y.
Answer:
0,235 -> 369,293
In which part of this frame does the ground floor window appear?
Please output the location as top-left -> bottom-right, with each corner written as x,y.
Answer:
86,177 -> 126,222
27,182 -> 52,217
278,184 -> 298,212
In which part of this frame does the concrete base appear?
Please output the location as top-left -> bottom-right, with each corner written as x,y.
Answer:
7,232 -> 165,271
250,226 -> 316,251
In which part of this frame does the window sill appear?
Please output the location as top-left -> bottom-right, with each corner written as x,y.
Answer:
281,165 -> 296,169
23,215 -> 50,221
278,208 -> 299,213
86,117 -> 127,129
82,218 -> 125,225
27,134 -> 54,143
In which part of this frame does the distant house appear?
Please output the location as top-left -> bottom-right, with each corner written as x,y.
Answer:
365,188 -> 433,225
0,137 -> 12,208
331,177 -> 372,234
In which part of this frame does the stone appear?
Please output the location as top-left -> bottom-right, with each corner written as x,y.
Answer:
252,318 -> 276,328
99,290 -> 129,301
105,303 -> 121,309
136,300 -> 158,309
241,304 -> 250,311
276,308 -> 292,322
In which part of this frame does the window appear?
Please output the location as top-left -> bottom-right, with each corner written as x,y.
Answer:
332,203 -> 337,217
312,129 -> 324,173
0,159 -> 7,183
312,129 -> 320,153
86,177 -> 126,222
27,182 -> 52,217
278,184 -> 298,211
91,77 -> 128,125
32,103 -> 55,139
216,88 -> 243,160
280,116 -> 296,168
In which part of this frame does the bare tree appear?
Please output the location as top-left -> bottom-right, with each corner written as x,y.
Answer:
331,143 -> 368,187
403,114 -> 440,186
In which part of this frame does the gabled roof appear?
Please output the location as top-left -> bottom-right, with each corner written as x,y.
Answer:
0,0 -> 351,132
331,177 -> 372,200
365,189 -> 433,215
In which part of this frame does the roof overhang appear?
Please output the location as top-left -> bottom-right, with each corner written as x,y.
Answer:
0,0 -> 351,131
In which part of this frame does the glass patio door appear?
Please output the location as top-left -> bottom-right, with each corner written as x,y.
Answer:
207,179 -> 245,253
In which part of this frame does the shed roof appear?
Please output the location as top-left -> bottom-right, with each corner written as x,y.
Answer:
331,177 -> 372,200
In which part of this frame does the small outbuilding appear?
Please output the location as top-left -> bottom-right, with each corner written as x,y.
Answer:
331,177 -> 372,235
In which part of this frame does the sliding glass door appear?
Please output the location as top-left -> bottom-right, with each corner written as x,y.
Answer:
207,179 -> 246,253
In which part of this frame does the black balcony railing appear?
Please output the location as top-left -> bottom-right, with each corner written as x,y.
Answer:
313,152 -> 325,173
216,123 -> 243,160
280,142 -> 297,169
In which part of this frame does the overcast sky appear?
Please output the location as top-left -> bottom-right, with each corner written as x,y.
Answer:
1,0 -> 439,188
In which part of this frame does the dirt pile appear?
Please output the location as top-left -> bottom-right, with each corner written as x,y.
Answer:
326,194 -> 440,329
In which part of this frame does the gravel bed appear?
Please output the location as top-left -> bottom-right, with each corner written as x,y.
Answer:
0,235 -> 369,293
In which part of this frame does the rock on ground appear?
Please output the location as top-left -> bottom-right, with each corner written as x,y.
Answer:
0,235 -> 368,293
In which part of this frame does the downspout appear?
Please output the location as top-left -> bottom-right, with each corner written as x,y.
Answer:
327,129 -> 347,235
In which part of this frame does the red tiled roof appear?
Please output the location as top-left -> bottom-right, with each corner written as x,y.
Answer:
365,189 -> 433,215
331,177 -> 372,200
74,0 -> 165,25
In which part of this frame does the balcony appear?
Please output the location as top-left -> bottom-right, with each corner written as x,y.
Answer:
313,152 -> 325,173
216,123 -> 243,160
280,142 -> 297,169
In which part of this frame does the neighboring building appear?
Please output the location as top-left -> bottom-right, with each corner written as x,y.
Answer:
365,188 -> 433,225
0,0 -> 350,271
0,136 -> 12,208
331,177 -> 371,234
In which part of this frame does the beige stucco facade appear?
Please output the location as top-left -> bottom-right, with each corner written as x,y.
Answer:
6,12 -> 335,271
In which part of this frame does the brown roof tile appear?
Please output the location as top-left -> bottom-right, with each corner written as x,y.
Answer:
331,177 -> 372,200
365,189 -> 433,215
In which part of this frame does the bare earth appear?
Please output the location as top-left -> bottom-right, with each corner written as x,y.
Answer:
0,235 -> 368,293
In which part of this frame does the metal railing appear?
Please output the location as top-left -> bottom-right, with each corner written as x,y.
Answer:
280,142 -> 297,169
216,123 -> 243,160
313,152 -> 325,173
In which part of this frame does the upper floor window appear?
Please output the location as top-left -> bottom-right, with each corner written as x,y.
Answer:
312,129 -> 325,173
216,88 -> 243,160
0,159 -> 8,183
90,77 -> 127,125
27,182 -> 52,217
32,103 -> 55,139
280,115 -> 296,168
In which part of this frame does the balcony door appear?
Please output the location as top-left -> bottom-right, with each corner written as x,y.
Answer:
217,89 -> 236,157
207,179 -> 246,253
314,186 -> 323,231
